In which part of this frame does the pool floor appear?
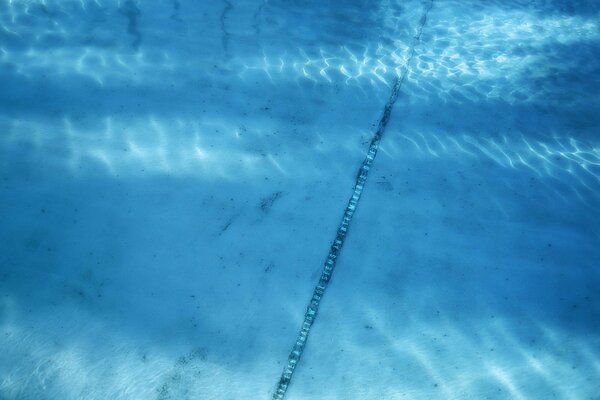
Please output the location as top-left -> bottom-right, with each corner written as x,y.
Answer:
0,0 -> 599,399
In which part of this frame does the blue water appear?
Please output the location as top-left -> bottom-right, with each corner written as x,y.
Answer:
0,1 -> 599,399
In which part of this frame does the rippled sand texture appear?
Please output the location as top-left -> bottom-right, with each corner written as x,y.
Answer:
0,0 -> 599,399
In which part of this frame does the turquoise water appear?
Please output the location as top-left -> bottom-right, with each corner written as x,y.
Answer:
0,1 -> 599,399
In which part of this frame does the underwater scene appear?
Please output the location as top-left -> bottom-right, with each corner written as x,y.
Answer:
0,0 -> 599,399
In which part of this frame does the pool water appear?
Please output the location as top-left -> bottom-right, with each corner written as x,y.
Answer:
0,1 -> 599,399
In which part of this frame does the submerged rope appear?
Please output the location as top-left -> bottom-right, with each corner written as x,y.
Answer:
272,2 -> 433,398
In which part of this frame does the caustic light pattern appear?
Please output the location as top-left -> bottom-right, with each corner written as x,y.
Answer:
0,0 -> 599,399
